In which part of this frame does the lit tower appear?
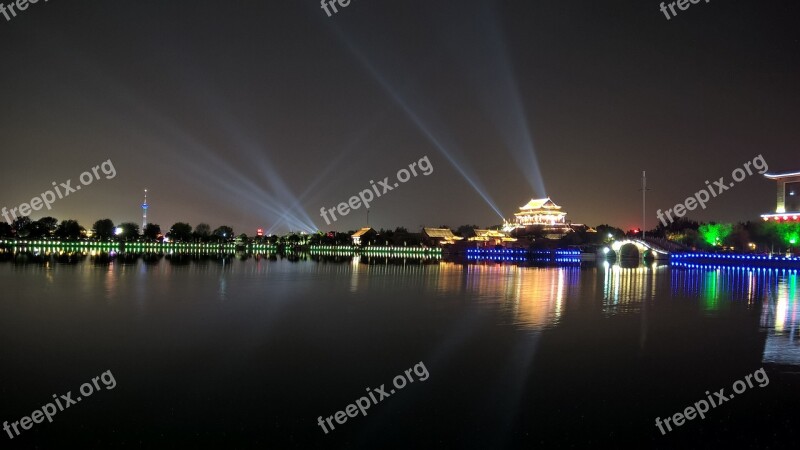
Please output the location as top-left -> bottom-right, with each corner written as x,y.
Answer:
142,189 -> 149,229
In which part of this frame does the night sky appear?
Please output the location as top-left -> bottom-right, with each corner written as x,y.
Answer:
1,0 -> 798,234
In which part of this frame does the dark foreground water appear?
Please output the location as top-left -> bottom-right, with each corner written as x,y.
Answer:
1,256 -> 798,449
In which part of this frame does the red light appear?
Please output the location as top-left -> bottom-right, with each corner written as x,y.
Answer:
256,228 -> 264,237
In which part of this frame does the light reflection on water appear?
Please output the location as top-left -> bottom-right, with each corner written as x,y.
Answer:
669,265 -> 799,365
456,260 -> 799,365
1,254 -> 799,447
452,263 -> 580,330
761,271 -> 799,365
602,260 -> 666,310
2,254 -> 799,367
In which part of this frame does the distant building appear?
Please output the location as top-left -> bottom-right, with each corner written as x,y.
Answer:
351,227 -> 377,246
422,228 -> 463,246
468,229 -> 517,247
761,170 -> 800,222
503,197 -> 576,238
514,198 -> 567,227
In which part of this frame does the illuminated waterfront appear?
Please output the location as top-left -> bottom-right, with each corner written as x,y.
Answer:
0,257 -> 796,448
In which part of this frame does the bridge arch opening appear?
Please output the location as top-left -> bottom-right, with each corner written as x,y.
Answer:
618,243 -> 640,259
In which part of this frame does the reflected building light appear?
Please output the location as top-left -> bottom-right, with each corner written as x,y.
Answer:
651,262 -> 658,300
601,263 -> 662,309
774,275 -> 794,333
217,264 -> 227,301
460,264 -> 576,330
775,293 -> 787,333
555,268 -> 565,321
760,271 -> 800,365
350,255 -> 361,292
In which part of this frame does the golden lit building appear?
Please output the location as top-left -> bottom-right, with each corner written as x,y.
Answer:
468,229 -> 517,247
422,228 -> 463,246
503,197 -> 575,238
351,227 -> 376,246
513,198 -> 567,226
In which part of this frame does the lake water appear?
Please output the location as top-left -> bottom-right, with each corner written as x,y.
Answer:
1,255 -> 798,449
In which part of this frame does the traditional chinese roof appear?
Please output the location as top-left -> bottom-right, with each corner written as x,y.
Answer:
352,227 -> 375,238
469,229 -> 517,242
518,197 -> 561,211
474,229 -> 500,237
422,228 -> 462,240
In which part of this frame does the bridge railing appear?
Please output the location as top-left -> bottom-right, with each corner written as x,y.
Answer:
611,239 -> 670,256
641,236 -> 689,253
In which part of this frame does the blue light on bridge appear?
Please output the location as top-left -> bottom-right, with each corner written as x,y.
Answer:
671,252 -> 800,271
466,248 -> 582,263
671,261 -> 799,272
672,253 -> 800,262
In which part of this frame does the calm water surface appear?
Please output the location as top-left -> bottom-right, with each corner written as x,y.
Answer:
1,255 -> 798,449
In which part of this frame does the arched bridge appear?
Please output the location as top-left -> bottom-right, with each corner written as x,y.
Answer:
609,239 -> 670,260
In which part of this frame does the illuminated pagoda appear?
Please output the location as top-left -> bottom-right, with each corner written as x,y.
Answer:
514,198 -> 566,226
503,197 -> 575,238
761,170 -> 800,222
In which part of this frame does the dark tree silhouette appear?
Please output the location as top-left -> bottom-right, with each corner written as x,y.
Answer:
595,224 -> 625,242
36,217 -> 58,235
12,216 -> 32,238
194,223 -> 211,242
167,223 -> 193,242
143,223 -> 161,241
118,222 -> 140,241
212,226 -> 234,242
455,225 -> 479,237
92,219 -> 115,240
0,222 -> 12,237
27,217 -> 58,239
54,220 -> 84,241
